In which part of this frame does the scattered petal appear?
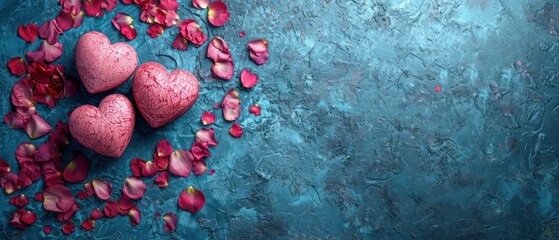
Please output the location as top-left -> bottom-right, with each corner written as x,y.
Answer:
211,61 -> 234,80
155,171 -> 169,188
7,57 -> 27,76
117,195 -> 135,215
18,24 -> 39,43
25,50 -> 44,63
63,155 -> 89,183
76,191 -> 87,199
1,173 -> 19,195
57,203 -> 79,221
42,184 -> 75,212
195,128 -> 218,147
22,211 -> 37,225
435,85 -> 442,92
192,0 -> 209,9
163,213 -> 178,232
44,226 -> 51,234
142,161 -> 159,177
11,80 -> 34,108
156,139 -> 173,158
62,221 -> 75,235
103,200 -> 119,218
0,159 -> 10,176
180,19 -> 208,47
84,0 -> 103,17
122,176 -> 146,200
172,34 -> 189,51
240,69 -> 258,88
229,123 -> 243,138
130,158 -> 145,177
112,12 -> 134,31
101,0 -> 117,11
191,142 -> 210,161
209,169 -> 215,175
201,111 -> 215,125
92,178 -> 112,200
55,9 -> 77,31
40,40 -> 64,62
81,218 -> 95,231
154,155 -> 169,170
120,25 -> 138,40
5,110 -> 29,130
91,208 -> 103,219
49,121 -> 70,149
239,31 -> 245,38
147,24 -> 165,38
249,104 -> 261,116
84,181 -> 94,196
15,142 -> 37,164
10,208 -> 27,229
248,39 -> 269,65
207,37 -> 232,62
38,20 -> 63,45
25,113 -> 53,139
193,160 -> 207,175
128,207 -> 141,226
34,192 -> 43,202
178,186 -> 206,213
221,89 -> 241,121
169,150 -> 193,177
208,1 -> 230,27
10,194 -> 29,207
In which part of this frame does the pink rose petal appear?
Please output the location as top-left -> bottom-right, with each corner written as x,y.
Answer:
208,1 -> 230,27
42,184 -> 75,213
207,37 -> 232,62
128,206 -> 141,226
191,142 -> 210,161
103,200 -> 119,218
25,113 -> 53,139
178,186 -> 206,213
211,61 -> 234,80
229,123 -> 243,138
201,111 -> 215,125
38,20 -> 63,45
7,57 -> 27,76
193,160 -> 207,175
221,89 -> 241,121
155,171 -> 169,188
63,155 -> 89,183
92,178 -> 112,200
163,212 -> 177,232
168,150 -> 193,178
122,176 -> 146,200
248,39 -> 269,65
240,69 -> 258,88
249,104 -> 261,116
91,208 -> 103,219
195,128 -> 218,147
192,0 -> 209,9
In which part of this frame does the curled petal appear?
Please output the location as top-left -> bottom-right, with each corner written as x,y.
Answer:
1,173 -> 19,195
62,221 -> 75,235
207,37 -> 232,62
40,40 -> 64,62
178,186 -> 205,213
180,19 -> 207,47
229,123 -> 243,138
11,80 -> 34,108
81,218 -> 95,231
147,24 -> 165,38
117,195 -> 135,215
56,203 -> 79,221
130,158 -> 146,177
84,0 -> 103,17
208,1 -> 230,27
120,25 -> 137,40
155,171 -> 169,188
5,111 -> 27,129
201,111 -> 215,125
18,24 -> 38,43
25,113 -> 53,139
42,184 -> 75,212
159,0 -> 178,11
163,212 -> 178,232
193,160 -> 207,175
55,9 -> 75,31
103,200 -> 119,218
211,61 -> 234,80
101,0 -> 117,11
38,20 -> 62,45
122,176 -> 146,200
7,57 -> 27,76
248,39 -> 269,65
63,155 -> 89,183
128,207 -> 141,226
21,210 -> 37,225
10,208 -> 27,229
156,139 -> 173,157
10,194 -> 29,207
172,34 -> 188,51
195,128 -> 218,147
154,156 -> 169,170
92,178 -> 112,200
191,142 -> 210,161
91,208 -> 103,219
221,89 -> 241,121
192,0 -> 209,9
240,69 -> 258,88
25,50 -> 44,63
0,159 -> 10,175
112,12 -> 134,31
249,104 -> 261,116
169,150 -> 193,177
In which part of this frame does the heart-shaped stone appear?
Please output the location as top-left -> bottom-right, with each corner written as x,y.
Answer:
75,31 -> 138,94
133,62 -> 199,128
69,94 -> 135,158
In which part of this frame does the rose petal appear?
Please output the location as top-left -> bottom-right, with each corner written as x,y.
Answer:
84,0 -> 103,17
208,1 -> 230,27
163,212 -> 177,232
249,104 -> 261,116
221,89 -> 241,121
159,0 -> 178,11
10,194 -> 29,207
92,178 -> 112,200
209,169 -> 215,175
155,171 -> 169,188
192,0 -> 209,9
117,195 -> 135,215
101,0 -> 117,11
55,9 -> 74,31
180,19 -> 208,47
62,221 -> 75,235
193,159 -> 207,175
81,218 -> 95,231
178,186 -> 206,213
195,128 -> 218,147
57,203 -> 79,221
76,191 -> 87,199
130,158 -> 146,177
38,20 -> 62,45
25,113 -> 53,139
212,61 -> 234,80
25,50 -> 44,63
103,200 -> 119,218
0,158 -> 10,176
240,69 -> 258,88
169,150 -> 193,177
172,34 -> 189,51
128,207 -> 141,226
40,40 -> 64,62
143,161 -> 158,177
5,111 -> 27,129
7,57 -> 27,76
42,184 -> 75,212
84,181 -> 94,196
34,192 -> 43,202
154,155 -> 169,170
43,226 -> 51,234
10,208 -> 27,229
239,31 -> 245,38
207,37 -> 232,62
49,121 -> 70,149
156,139 -> 173,157
11,80 -> 33,108
122,176 -> 146,200
15,142 -> 36,165
21,210 -> 37,225
63,155 -> 89,183
191,142 -> 210,161
248,39 -> 269,65
147,24 -> 165,38
1,173 -> 19,195
73,11 -> 85,28
229,123 -> 243,138
201,111 -> 215,125
18,24 -> 38,43
91,208 -> 103,219
112,12 -> 134,31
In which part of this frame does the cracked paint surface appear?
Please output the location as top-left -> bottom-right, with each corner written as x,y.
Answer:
76,31 -> 138,94
133,62 -> 199,128
69,94 -> 135,158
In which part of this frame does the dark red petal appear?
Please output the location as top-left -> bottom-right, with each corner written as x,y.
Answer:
10,194 -> 29,207
22,210 -> 37,225
209,169 -> 215,175
240,69 -> 258,88
112,12 -> 134,31
163,212 -> 178,232
92,178 -> 112,200
76,191 -> 87,199
249,104 -> 261,116
11,80 -> 33,108
169,150 -> 193,177
63,154 -> 89,182
25,50 -> 45,63
193,159 -> 207,175
191,142 -> 210,161
84,181 -> 94,196
10,208 -> 26,229
154,156 -> 169,170
34,192 -> 43,202
1,173 -> 19,195
5,111 -> 26,129
178,186 -> 206,213
101,0 -> 117,11
73,11 -> 85,28
117,195 -> 135,215
15,142 -> 37,164
0,158 -> 10,175
229,123 -> 243,138
248,39 -> 269,65
201,111 -> 215,125
58,203 -> 79,222
128,207 -> 141,226
38,20 -> 62,45
49,121 -> 70,149
221,89 -> 241,121
159,0 -> 178,11
122,176 -> 146,200
142,161 -> 158,177
42,184 -> 75,212
84,0 -> 103,17
172,34 -> 189,51
147,24 -> 165,38
120,25 -> 138,40
192,0 -> 209,9
195,128 -> 218,147
211,61 -> 234,80
18,24 -> 38,43
55,9 -> 74,31
155,171 -> 169,188
180,19 -> 208,47
40,40 -> 64,62
91,208 -> 103,219
156,139 -> 173,157
62,221 -> 75,235
103,200 -> 119,218
208,1 -> 230,27
43,226 -> 51,234
81,218 -> 96,231
7,57 -> 27,76
207,37 -> 232,62
25,113 -> 53,139
130,158 -> 146,177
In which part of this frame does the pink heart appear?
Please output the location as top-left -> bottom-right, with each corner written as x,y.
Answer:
75,31 -> 138,94
133,62 -> 199,128
69,94 -> 135,158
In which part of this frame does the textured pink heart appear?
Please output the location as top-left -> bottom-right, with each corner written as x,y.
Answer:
69,94 -> 135,158
75,31 -> 138,94
133,62 -> 199,128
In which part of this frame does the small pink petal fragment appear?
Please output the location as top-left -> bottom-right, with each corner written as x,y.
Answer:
163,212 -> 178,232
201,111 -> 215,125
155,171 -> 169,188
81,218 -> 96,231
169,150 -> 193,178
44,226 -> 51,234
208,1 -> 230,27
91,208 -> 103,219
240,69 -> 258,88
229,123 -> 243,138
42,184 -> 75,213
196,128 -> 218,147
221,89 -> 241,121
435,85 -> 442,92
63,154 -> 89,183
92,178 -> 112,200
209,169 -> 215,175
192,0 -> 209,9
249,104 -> 261,116
128,207 -> 141,226
8,57 -> 27,76
178,186 -> 206,213
122,176 -> 146,200
239,31 -> 245,38
211,61 -> 234,80
62,221 -> 75,235
193,160 -> 207,175
248,39 -> 269,65
34,192 -> 43,202
112,12 -> 134,30
18,24 -> 39,43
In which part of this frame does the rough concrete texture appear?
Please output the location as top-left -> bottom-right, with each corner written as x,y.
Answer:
1,0 -> 559,239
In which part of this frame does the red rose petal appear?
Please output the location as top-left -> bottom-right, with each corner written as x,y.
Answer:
21,210 -> 37,225
81,218 -> 95,231
128,207 -> 141,226
15,142 -> 36,164
159,0 -> 178,11
147,24 -> 165,38
201,111 -> 215,125
117,195 -> 135,215
92,178 -> 112,200
212,61 -> 234,80
84,181 -> 94,196
193,159 -> 207,175
221,89 -> 241,121
84,0 -> 103,17
207,37 -> 232,62
18,24 -> 38,43
0,158 -> 10,176
1,173 -> 18,194
240,69 -> 258,88
42,184 -> 75,212
163,212 -> 178,232
25,50 -> 44,63
10,208 -> 26,229
49,121 -> 69,149
40,40 -> 64,62
195,128 -> 218,147
178,186 -> 206,213
103,200 -> 119,218
209,169 -> 215,175
169,150 -> 193,177
63,154 -> 89,183
34,192 -> 43,202
10,194 -> 29,207
249,104 -> 261,116
91,208 -> 103,219
43,226 -> 51,234
191,142 -> 210,161
229,123 -> 243,138
208,1 -> 230,27
7,57 -> 27,76
248,39 -> 269,65
120,25 -> 138,40
180,19 -> 208,47
192,0 -> 209,9
62,221 -> 75,235
76,191 -> 87,199
5,111 -> 27,130
58,202 -> 79,222
142,161 -> 158,177
122,176 -> 146,200
155,171 -> 169,188
130,158 -> 146,177
101,0 -> 117,11
11,80 -> 33,108
38,20 -> 62,45
172,34 -> 189,51
25,113 -> 53,139
156,139 -> 173,158
154,155 -> 170,170
112,12 -> 134,31
55,9 -> 75,31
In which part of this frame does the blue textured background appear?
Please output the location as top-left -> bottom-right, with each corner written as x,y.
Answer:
1,0 -> 559,239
